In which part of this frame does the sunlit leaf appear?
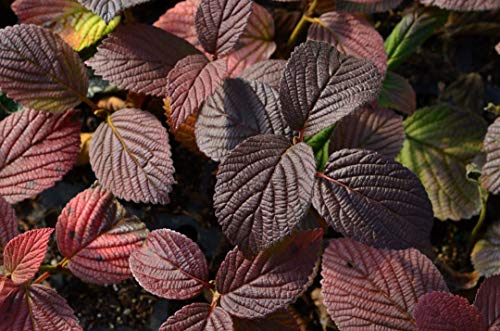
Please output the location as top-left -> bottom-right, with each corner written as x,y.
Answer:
154,0 -> 201,49
482,118 -> 500,194
159,303 -> 233,331
77,0 -> 149,23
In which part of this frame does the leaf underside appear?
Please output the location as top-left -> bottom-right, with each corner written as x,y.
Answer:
482,118 -> 500,194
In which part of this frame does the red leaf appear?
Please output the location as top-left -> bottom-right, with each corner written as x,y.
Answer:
0,109 -> 80,203
321,238 -> 447,330
0,284 -> 82,331
56,184 -> 148,284
216,229 -> 323,319
129,229 -> 209,300
474,275 -> 500,330
0,196 -> 19,261
89,108 -> 175,204
0,277 -> 18,302
3,228 -> 53,284
414,292 -> 486,331
159,303 -> 233,331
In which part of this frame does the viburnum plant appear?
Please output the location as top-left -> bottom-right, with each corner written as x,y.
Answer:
0,0 -> 499,330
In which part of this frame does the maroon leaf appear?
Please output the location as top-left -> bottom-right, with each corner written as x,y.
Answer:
414,292 -> 486,331
0,24 -> 88,113
0,277 -> 18,302
336,0 -> 403,12
77,0 -> 149,23
154,0 -> 201,49
378,71 -> 417,115
321,238 -> 447,330
86,24 -> 200,97
167,54 -> 227,131
233,309 -> 302,331
0,196 -> 19,261
482,118 -> 500,194
0,284 -> 82,331
0,108 -> 80,203
308,11 -> 387,75
329,106 -> 405,159
160,303 -> 233,331
195,79 -> 290,161
474,275 -> 500,330
216,229 -> 323,318
89,108 -> 175,204
313,149 -> 433,250
195,0 -> 253,56
129,229 -> 209,300
56,184 -> 148,284
214,135 -> 316,255
3,228 -> 53,284
419,0 -> 500,11
238,60 -> 287,90
280,40 -> 381,137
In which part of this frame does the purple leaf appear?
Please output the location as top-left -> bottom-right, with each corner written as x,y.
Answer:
482,118 -> 500,194
321,238 -> 447,330
216,229 -> 323,318
474,275 -> 500,330
308,11 -> 387,75
129,229 -> 209,300
0,277 -> 18,302
56,184 -> 148,284
0,24 -> 88,113
280,40 -> 381,137
419,0 -> 500,11
378,71 -> 417,115
0,196 -> 19,262
159,303 -> 233,331
3,228 -> 53,284
414,292 -> 486,331
86,24 -> 200,97
0,109 -> 80,203
89,108 -> 175,204
233,309 -> 302,331
214,134 -> 316,255
195,0 -> 252,56
329,106 -> 404,159
336,0 -> 403,12
0,284 -> 82,331
167,54 -> 227,131
77,0 -> 149,23
154,0 -> 201,49
313,149 -> 433,250
195,79 -> 290,161
238,60 -> 287,90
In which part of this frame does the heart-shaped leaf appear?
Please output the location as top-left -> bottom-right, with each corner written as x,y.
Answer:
77,0 -> 149,23
3,228 -> 53,284
0,108 -> 80,203
482,118 -> 500,194
419,0 -> 500,11
0,24 -> 88,113
154,0 -> 201,48
378,71 -> 416,115
57,184 -> 148,284
0,197 -> 19,262
87,24 -> 200,97
232,309 -> 303,331
321,238 -> 447,330
336,0 -> 403,12
129,229 -> 209,300
474,275 -> 500,330
90,108 -> 175,204
214,134 -> 316,255
238,60 -> 287,90
216,229 -> 323,318
471,218 -> 500,277
280,40 -> 381,137
159,303 -> 233,331
314,149 -> 433,250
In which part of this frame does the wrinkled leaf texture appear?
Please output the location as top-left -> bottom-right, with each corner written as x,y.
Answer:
482,118 -> 500,194
154,0 -> 201,49
474,275 -> 500,330
321,238 -> 447,330
0,24 -> 88,113
159,303 -> 233,331
77,0 -> 149,23
419,0 -> 500,11
0,196 -> 19,262
336,0 -> 403,12
471,218 -> 500,277
0,108 -> 80,203
90,108 -> 175,204
378,70 -> 416,115
238,60 -> 286,90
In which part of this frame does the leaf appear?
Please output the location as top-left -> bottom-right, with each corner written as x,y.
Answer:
167,54 -> 227,131
414,292 -> 485,331
0,284 -> 82,331
225,2 -> 276,76
329,106 -> 405,159
398,105 -> 487,220
195,0 -> 253,56
307,11 -> 387,75
129,229 -> 209,300
378,71 -> 417,115
0,196 -> 19,262
321,238 -> 447,330
305,125 -> 336,172
3,228 -> 53,284
12,0 -> 120,51
159,303 -> 234,331
336,0 -> 403,13
214,134 -> 316,255
441,73 -> 485,114
238,60 -> 287,90
313,149 -> 433,250
0,109 -> 81,203
280,40 -> 381,137
482,118 -> 500,194
471,218 -> 500,277
89,108 -> 175,204
56,184 -> 148,284
154,0 -> 201,48
77,0 -> 149,23
195,78 -> 290,162
0,24 -> 88,113
419,0 -> 500,11
86,24 -> 200,97
474,275 -> 500,330
164,97 -> 199,153
385,7 -> 448,70
233,309 -> 302,331
216,229 -> 323,318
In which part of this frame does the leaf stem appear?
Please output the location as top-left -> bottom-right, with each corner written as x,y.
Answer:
468,190 -> 488,251
287,0 -> 319,47
33,257 -> 70,284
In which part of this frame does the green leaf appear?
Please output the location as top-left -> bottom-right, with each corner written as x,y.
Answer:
398,105 -> 487,221
378,71 -> 416,115
385,8 -> 448,70
305,124 -> 336,171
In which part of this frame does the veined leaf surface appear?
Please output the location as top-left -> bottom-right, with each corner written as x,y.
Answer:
159,303 -> 233,331
77,0 -> 149,23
